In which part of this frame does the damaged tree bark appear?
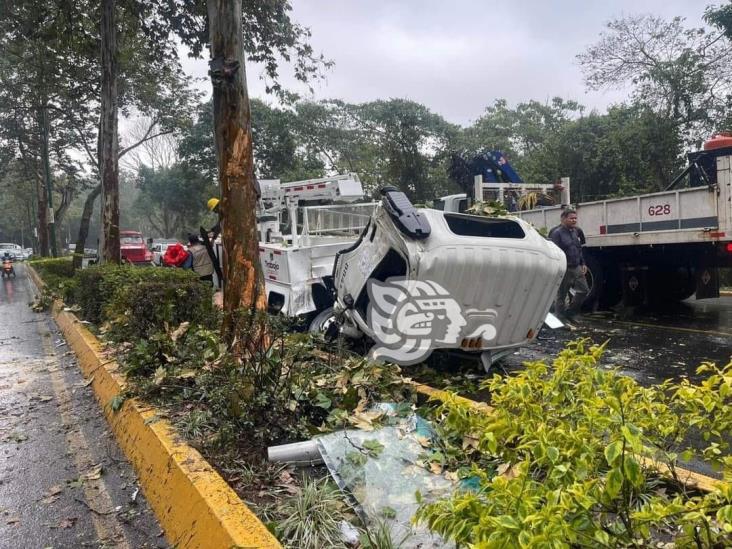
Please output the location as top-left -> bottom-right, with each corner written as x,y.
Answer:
207,0 -> 266,345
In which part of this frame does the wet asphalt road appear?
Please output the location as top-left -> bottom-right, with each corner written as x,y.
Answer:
505,297 -> 732,386
0,264 -> 166,549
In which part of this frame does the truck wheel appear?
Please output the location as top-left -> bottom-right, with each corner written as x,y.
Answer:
309,307 -> 337,336
598,262 -> 622,308
648,267 -> 696,303
582,255 -> 603,310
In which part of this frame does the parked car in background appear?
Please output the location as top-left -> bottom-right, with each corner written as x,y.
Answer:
150,239 -> 179,266
0,243 -> 22,260
120,231 -> 153,265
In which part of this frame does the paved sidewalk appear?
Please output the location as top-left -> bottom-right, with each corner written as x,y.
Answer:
0,264 -> 166,549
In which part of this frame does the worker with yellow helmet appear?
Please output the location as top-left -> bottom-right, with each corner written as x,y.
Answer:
206,197 -> 222,241
198,197 -> 223,285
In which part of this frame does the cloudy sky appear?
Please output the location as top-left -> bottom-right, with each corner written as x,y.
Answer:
181,0 -> 709,126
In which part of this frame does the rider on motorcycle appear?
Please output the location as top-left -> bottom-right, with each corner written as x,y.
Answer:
1,252 -> 14,277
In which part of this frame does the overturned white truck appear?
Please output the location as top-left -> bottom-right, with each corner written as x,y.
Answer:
221,176 -> 567,369
323,187 -> 566,369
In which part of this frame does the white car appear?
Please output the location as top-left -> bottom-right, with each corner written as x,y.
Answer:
150,239 -> 179,266
0,243 -> 22,260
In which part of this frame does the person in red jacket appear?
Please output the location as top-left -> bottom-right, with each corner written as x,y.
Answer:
162,243 -> 192,269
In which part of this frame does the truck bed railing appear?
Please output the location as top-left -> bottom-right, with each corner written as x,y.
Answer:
300,203 -> 378,237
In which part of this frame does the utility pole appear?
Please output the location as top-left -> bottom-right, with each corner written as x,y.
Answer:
207,0 -> 266,346
41,106 -> 57,257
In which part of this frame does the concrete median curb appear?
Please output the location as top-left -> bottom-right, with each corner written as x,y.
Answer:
28,265 -> 280,549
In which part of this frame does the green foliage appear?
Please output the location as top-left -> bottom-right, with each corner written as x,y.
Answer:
577,13 -> 732,143
274,477 -> 347,549
466,200 -> 509,217
81,266 -> 215,340
416,340 -> 732,547
120,311 -> 411,450
28,257 -> 75,282
359,517 -> 409,549
133,163 -> 215,240
28,257 -> 78,300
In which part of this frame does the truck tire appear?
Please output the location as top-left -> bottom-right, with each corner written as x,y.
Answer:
582,254 -> 603,310
308,307 -> 337,335
648,267 -> 696,303
598,261 -> 622,309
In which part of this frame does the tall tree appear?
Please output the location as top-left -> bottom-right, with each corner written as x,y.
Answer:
577,13 -> 732,143
207,0 -> 265,344
99,0 -> 120,263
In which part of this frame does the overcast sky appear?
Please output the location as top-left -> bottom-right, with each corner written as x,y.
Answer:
181,0 -> 709,126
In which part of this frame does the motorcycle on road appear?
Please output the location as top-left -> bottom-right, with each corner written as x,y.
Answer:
1,256 -> 15,278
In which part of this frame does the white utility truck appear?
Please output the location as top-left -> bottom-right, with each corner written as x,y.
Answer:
441,142 -> 732,308
248,174 -> 378,322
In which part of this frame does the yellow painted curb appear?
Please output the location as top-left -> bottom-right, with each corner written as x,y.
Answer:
28,266 -> 280,549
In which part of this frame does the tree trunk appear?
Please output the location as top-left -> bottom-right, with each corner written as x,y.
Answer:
207,0 -> 266,346
99,0 -> 120,264
54,187 -> 74,254
40,106 -> 57,257
73,184 -> 101,269
36,172 -> 50,257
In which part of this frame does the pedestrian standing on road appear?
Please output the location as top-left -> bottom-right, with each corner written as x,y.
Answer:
550,209 -> 589,321
188,234 -> 215,285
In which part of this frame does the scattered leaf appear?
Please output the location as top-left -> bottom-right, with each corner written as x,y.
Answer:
58,517 -> 77,529
362,439 -> 385,458
169,322 -> 190,342
415,435 -> 432,448
346,451 -> 368,467
381,506 -> 397,519
153,366 -> 167,386
82,465 -> 103,481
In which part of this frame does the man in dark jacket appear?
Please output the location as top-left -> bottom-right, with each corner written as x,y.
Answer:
550,209 -> 589,320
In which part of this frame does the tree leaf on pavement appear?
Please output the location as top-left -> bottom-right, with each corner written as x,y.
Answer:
82,465 -> 104,481
58,517 -> 77,529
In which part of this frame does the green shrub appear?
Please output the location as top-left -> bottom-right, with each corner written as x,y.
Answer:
415,340 -> 732,547
28,257 -> 77,300
70,265 -> 216,339
107,276 -> 215,341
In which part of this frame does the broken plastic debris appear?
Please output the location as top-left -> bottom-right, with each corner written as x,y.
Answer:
316,404 -> 455,548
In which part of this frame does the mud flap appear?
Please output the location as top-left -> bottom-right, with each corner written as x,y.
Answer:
695,266 -> 720,299
621,266 -> 647,306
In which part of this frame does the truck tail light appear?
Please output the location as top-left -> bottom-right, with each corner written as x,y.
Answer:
726,242 -> 732,253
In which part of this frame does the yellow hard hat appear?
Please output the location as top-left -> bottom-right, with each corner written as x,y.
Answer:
207,197 -> 220,211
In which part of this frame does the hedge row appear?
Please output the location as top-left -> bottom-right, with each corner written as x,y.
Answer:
30,259 -> 217,340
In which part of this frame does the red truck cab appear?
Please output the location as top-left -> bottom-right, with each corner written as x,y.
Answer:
120,230 -> 152,265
